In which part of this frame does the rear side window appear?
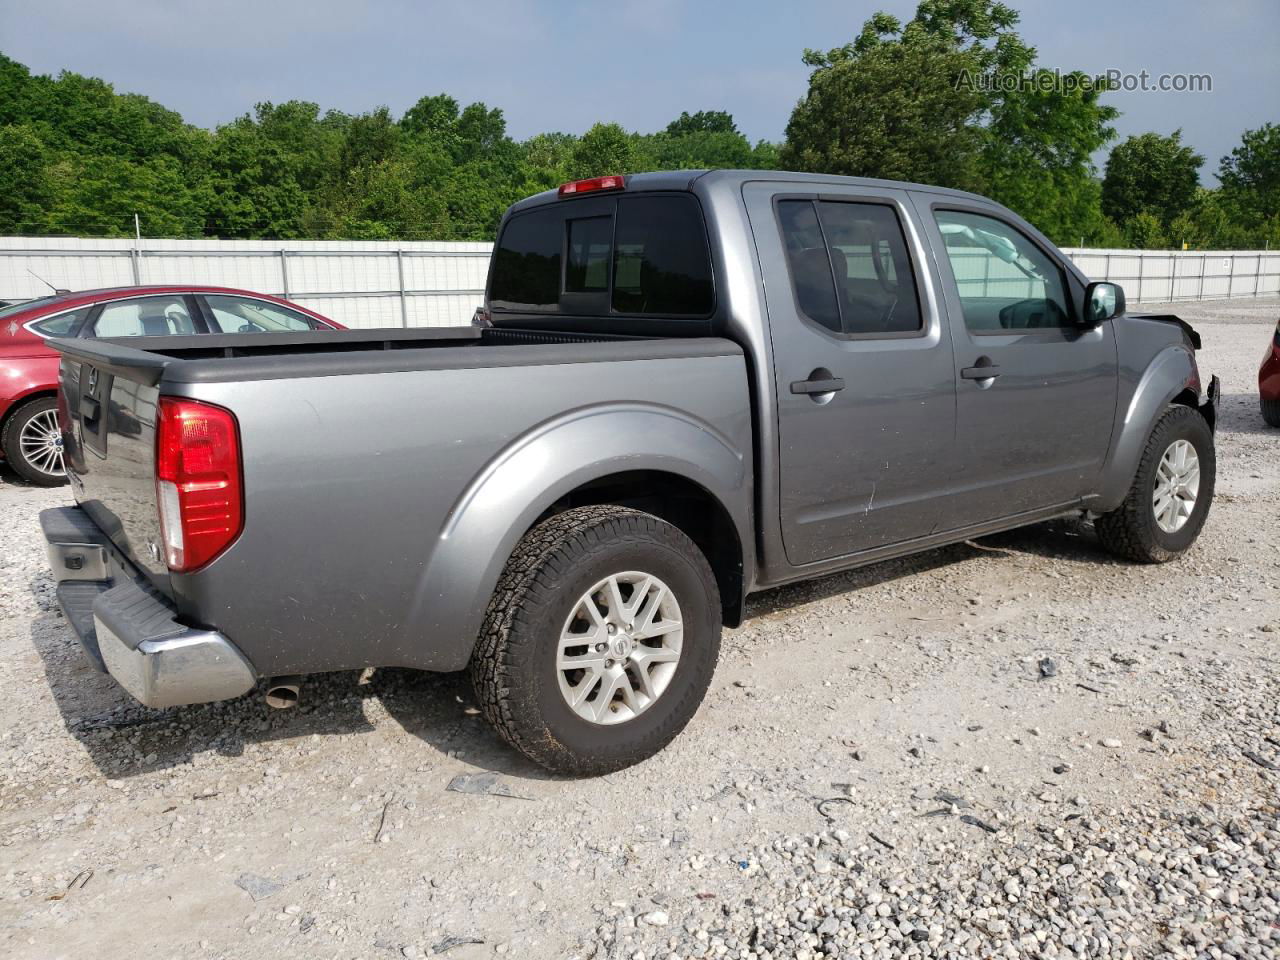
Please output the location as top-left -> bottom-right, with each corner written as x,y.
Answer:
490,208 -> 562,310
29,306 -> 92,337
489,194 -> 713,318
779,199 -> 923,337
612,196 -> 712,315
566,216 -> 612,293
93,295 -> 196,337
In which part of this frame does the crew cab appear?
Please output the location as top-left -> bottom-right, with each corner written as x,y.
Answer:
41,171 -> 1218,774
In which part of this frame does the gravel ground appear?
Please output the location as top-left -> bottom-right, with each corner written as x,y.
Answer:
1,298 -> 1277,960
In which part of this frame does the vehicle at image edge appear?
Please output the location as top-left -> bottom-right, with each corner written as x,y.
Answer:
1261,317 -> 1280,426
40,170 -> 1220,775
0,286 -> 345,485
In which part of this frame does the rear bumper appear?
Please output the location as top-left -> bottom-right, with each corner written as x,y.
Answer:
41,505 -> 257,708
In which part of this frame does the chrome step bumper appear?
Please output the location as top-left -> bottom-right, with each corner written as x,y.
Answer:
40,506 -> 257,708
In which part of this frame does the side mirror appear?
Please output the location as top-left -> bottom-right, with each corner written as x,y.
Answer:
1084,281 -> 1125,326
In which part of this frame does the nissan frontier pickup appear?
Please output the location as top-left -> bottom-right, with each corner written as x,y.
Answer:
42,170 -> 1219,774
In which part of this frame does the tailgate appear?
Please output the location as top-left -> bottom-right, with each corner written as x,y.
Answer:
53,339 -> 173,595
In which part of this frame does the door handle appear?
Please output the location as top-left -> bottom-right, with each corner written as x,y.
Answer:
790,376 -> 845,395
960,361 -> 1001,380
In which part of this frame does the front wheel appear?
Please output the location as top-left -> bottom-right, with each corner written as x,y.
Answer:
2,397 -> 68,486
1095,405 -> 1215,563
470,505 -> 721,775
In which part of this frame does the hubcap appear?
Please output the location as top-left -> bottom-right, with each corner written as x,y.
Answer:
1153,439 -> 1199,533
556,571 -> 683,725
18,409 -> 65,478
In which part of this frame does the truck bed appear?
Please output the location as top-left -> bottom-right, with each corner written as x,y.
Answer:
51,325 -> 661,385
51,327 -> 751,679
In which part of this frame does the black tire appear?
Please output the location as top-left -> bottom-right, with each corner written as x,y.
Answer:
470,505 -> 721,776
1262,395 -> 1280,428
1095,405 -> 1215,563
1,396 -> 68,486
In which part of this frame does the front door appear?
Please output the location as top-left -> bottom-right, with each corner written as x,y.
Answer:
744,182 -> 957,566
917,200 -> 1119,525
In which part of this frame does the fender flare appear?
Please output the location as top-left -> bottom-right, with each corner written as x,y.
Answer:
403,401 -> 751,670
1094,344 -> 1200,512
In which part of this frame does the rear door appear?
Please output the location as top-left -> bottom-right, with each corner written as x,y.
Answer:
744,182 -> 957,565
916,199 -> 1118,525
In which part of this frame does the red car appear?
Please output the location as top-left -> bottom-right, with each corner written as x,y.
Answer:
0,285 -> 344,485
1262,317 -> 1280,427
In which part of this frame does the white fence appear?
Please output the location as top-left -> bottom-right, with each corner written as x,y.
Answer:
0,237 -> 493,328
1061,248 -> 1280,303
1,238 -> 1276,329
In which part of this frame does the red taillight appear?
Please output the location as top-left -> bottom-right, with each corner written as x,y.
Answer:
155,398 -> 242,573
558,174 -> 625,197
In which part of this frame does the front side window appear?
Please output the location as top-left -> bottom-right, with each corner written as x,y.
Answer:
29,306 -> 93,337
92,295 -> 195,337
933,210 -> 1072,331
778,199 -> 923,336
203,295 -> 322,333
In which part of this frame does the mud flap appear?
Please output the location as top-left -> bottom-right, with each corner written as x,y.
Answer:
1200,374 -> 1220,433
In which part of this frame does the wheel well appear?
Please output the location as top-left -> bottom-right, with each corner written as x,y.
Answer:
1170,388 -> 1198,410
538,470 -> 745,627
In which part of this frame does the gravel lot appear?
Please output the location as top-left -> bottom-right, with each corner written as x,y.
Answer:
2,299 -> 1277,960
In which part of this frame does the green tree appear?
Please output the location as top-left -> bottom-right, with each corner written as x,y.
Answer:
780,14 -> 990,189
400,94 -> 459,138
1101,131 -> 1203,227
781,1 -> 1116,244
46,153 -> 206,237
1218,122 -> 1280,224
665,111 -> 738,137
0,124 -> 56,232
569,123 -> 638,179
1124,210 -> 1170,249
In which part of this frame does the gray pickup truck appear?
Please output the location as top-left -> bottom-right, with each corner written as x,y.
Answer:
42,170 -> 1218,774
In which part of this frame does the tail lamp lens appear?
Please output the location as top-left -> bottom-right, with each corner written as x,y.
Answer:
155,398 -> 243,572
558,175 -> 625,197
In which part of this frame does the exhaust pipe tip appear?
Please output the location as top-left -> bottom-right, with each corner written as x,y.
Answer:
265,676 -> 302,709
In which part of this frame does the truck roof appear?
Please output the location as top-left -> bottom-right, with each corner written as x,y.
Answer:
506,169 -> 994,216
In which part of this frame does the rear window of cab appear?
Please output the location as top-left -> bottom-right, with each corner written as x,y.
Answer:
489,194 -> 714,319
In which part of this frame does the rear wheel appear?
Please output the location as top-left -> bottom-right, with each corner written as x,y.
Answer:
1095,405 -> 1214,563
1262,395 -> 1280,428
470,505 -> 721,775
2,397 -> 67,486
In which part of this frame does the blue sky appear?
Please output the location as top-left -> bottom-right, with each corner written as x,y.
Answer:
1,0 -> 1275,182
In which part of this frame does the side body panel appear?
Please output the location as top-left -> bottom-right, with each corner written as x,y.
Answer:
739,181 -> 958,563
167,347 -> 753,676
0,353 -> 59,428
909,192 -> 1120,525
1092,316 -> 1205,512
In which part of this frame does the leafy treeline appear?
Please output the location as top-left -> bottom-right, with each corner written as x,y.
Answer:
783,0 -> 1279,250
0,0 -> 1276,249
0,54 -> 774,242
